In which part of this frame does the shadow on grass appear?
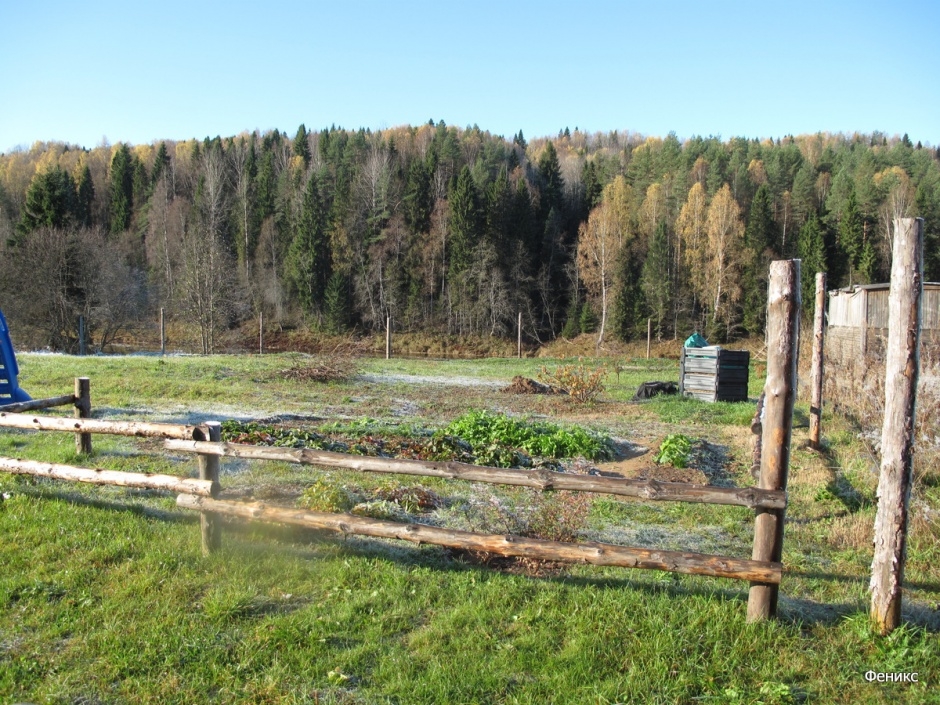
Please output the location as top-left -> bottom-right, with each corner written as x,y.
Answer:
213,515 -> 940,632
15,484 -> 940,633
15,483 -> 198,525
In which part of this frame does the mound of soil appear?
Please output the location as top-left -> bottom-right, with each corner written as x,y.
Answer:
502,376 -> 566,395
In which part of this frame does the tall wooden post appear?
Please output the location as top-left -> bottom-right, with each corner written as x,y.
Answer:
517,311 -> 522,358
386,316 -> 391,360
870,218 -> 923,635
809,272 -> 826,450
198,421 -> 223,555
647,318 -> 652,359
259,310 -> 264,355
160,307 -> 166,356
74,377 -> 92,455
78,316 -> 86,356
747,259 -> 801,622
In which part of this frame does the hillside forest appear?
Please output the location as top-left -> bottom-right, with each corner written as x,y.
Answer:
1,123 -> 938,353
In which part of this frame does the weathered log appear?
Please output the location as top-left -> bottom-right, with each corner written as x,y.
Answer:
871,218 -> 923,635
164,440 -> 786,510
747,259 -> 800,622
0,457 -> 216,496
809,272 -> 826,450
176,495 -> 783,584
0,412 -> 208,440
0,395 -> 76,413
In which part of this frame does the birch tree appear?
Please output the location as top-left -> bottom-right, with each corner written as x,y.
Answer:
677,182 -> 708,319
704,184 -> 745,333
578,177 -> 631,346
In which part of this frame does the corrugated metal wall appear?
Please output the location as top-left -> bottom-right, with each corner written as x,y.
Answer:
828,288 -> 868,327
828,285 -> 940,330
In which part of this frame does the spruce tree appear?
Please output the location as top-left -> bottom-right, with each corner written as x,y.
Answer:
537,141 -> 564,223
578,302 -> 598,334
286,174 -> 330,318
641,221 -> 673,339
109,144 -> 134,234
741,184 -> 777,333
324,272 -> 350,333
561,292 -> 581,338
857,238 -> 878,284
797,212 -> 828,306
448,166 -> 479,276
18,166 -> 78,234
132,156 -> 149,211
75,164 -> 95,228
293,124 -> 311,169
580,160 -> 602,218
838,191 -> 864,286
151,142 -> 170,186
612,248 -> 645,342
403,158 -> 432,235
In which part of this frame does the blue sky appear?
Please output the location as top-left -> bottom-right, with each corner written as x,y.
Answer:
2,0 -> 938,152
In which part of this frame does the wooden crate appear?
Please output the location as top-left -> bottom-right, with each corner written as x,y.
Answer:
679,347 -> 750,402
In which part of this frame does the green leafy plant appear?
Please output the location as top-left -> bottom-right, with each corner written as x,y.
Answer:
653,433 -> 693,468
440,410 -> 613,465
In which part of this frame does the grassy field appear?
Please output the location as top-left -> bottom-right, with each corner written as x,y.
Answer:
1,352 -> 938,704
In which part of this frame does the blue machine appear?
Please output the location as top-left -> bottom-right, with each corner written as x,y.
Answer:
0,309 -> 31,404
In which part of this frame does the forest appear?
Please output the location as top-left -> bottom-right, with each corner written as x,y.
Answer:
1,122 -> 938,353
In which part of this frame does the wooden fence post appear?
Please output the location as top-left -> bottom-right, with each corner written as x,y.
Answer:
870,217 -> 923,635
74,377 -> 92,455
259,310 -> 264,355
386,316 -> 391,360
809,272 -> 826,450
647,318 -> 652,359
518,311 -> 522,359
747,259 -> 801,622
160,307 -> 166,356
198,421 -> 222,555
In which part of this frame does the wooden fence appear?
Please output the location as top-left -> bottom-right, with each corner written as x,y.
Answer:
0,405 -> 784,587
0,264 -> 801,619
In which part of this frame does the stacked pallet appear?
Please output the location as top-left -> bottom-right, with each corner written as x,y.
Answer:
679,347 -> 750,402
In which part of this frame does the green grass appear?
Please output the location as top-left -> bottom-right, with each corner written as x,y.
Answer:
2,352 -> 939,703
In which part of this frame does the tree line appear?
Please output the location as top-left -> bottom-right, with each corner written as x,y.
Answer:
1,122 -> 938,352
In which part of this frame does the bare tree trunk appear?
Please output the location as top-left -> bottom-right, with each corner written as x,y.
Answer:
870,218 -> 923,635
747,259 -> 801,622
809,272 -> 826,450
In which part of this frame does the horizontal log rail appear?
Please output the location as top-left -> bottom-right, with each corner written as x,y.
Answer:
0,394 -> 76,413
165,440 -> 786,510
0,457 -> 217,497
177,495 -> 783,584
0,411 -> 209,440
